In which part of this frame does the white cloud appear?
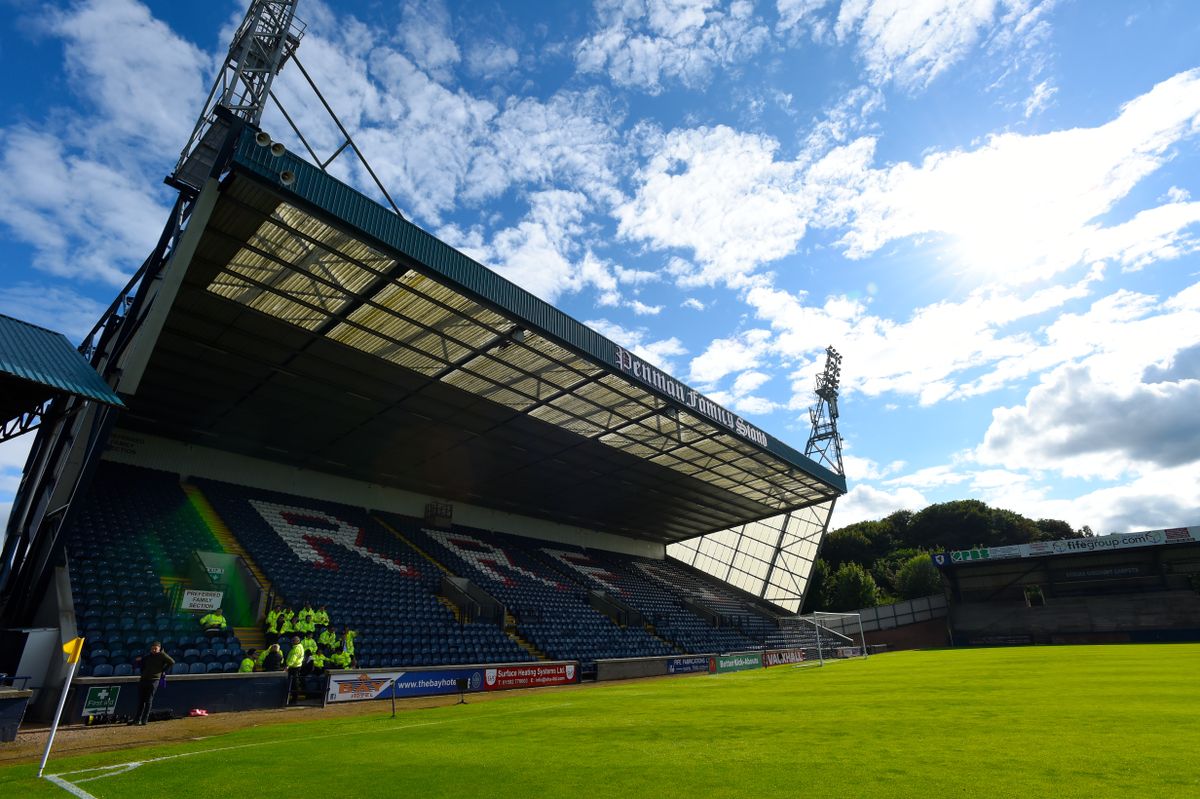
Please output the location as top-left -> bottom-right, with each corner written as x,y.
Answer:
577,0 -> 770,94
268,12 -> 621,227
470,190 -> 590,302
780,0 -> 1047,92
689,329 -> 773,384
0,0 -> 206,285
977,365 -> 1200,480
776,0 -> 834,34
952,462 -> 1200,534
0,283 -> 108,342
824,69 -> 1200,282
885,463 -> 972,490
585,318 -> 688,373
628,300 -> 663,315
840,453 -> 904,481
465,90 -> 623,207
732,370 -> 770,393
45,0 -> 210,156
682,297 -> 706,310
615,266 -> 660,285
466,41 -> 520,80
0,436 -> 34,545
397,0 -> 462,80
1023,79 -> 1057,118
616,125 -> 811,286
0,127 -> 171,285
835,0 -> 1001,89
830,482 -> 928,528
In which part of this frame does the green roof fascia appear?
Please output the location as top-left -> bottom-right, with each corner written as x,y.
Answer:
0,314 -> 124,407
228,134 -> 846,495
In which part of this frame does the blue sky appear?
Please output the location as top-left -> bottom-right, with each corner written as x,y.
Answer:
1,0 -> 1198,539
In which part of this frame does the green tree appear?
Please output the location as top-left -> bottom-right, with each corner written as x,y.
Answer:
989,508 -> 1040,546
895,553 -> 943,599
826,562 -> 879,611
1034,518 -> 1077,541
801,559 -> 829,614
871,547 -> 925,596
820,528 -> 875,569
906,500 -> 994,550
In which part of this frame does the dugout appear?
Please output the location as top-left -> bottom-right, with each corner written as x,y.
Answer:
933,528 -> 1200,645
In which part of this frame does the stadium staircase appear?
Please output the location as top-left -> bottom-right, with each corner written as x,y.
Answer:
436,596 -> 463,623
236,626 -> 267,654
504,613 -> 545,660
180,482 -> 274,602
374,515 -> 457,578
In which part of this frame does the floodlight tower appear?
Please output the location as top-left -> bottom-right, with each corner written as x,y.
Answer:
805,346 -> 844,475
171,0 -> 305,192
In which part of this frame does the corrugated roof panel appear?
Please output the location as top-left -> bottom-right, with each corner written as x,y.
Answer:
0,314 -> 123,407
231,137 -> 846,495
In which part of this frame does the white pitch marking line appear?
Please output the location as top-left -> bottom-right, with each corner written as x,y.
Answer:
46,701 -> 573,796
43,774 -> 100,799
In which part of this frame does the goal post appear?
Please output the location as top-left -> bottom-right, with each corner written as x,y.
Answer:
796,611 -> 868,666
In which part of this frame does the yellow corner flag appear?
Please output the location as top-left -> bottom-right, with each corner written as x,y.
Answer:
62,637 -> 85,664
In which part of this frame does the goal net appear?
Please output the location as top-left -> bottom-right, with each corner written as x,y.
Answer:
793,611 -> 868,665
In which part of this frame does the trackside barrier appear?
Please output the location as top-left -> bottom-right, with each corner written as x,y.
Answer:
595,654 -> 714,681
324,661 -> 580,704
597,648 -> 808,681
0,688 -> 33,742
709,652 -> 763,673
762,648 -> 806,667
69,673 -> 289,721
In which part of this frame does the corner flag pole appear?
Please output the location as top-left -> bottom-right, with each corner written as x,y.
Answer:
38,637 -> 85,779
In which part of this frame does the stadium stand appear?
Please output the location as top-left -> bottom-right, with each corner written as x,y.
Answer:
192,478 -> 535,668
64,463 -> 245,675
538,546 -> 759,653
61,459 -> 844,683
373,516 -> 673,673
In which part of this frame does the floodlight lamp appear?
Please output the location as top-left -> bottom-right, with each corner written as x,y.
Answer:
512,327 -> 528,343
280,170 -> 296,186
255,131 -> 272,147
270,142 -> 286,157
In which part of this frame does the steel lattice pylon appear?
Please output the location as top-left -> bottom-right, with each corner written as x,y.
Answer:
172,0 -> 305,191
805,345 -> 844,476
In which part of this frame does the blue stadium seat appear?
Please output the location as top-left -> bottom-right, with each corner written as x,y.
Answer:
206,662 -> 224,674
113,664 -> 133,677
189,663 -> 207,674
170,663 -> 190,675
92,664 -> 114,678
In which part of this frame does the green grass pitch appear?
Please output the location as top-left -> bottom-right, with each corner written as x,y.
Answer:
4,644 -> 1198,798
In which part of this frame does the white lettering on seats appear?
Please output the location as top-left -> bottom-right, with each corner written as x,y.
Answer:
426,529 -> 559,588
542,549 -> 623,594
249,500 -> 416,575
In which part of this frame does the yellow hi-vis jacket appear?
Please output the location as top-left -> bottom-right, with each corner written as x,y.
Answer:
200,612 -> 227,630
286,644 -> 305,669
